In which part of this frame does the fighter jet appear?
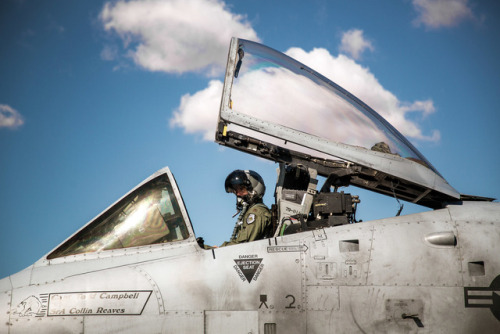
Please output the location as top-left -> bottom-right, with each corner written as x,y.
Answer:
1,37 -> 499,333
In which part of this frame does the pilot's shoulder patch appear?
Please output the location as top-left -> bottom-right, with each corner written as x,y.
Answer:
246,213 -> 256,224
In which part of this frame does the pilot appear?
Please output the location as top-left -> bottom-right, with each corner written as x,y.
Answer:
219,170 -> 272,247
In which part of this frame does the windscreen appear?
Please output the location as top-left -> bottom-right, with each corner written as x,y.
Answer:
48,174 -> 189,259
229,39 -> 438,174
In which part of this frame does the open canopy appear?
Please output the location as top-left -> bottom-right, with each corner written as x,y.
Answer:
216,38 -> 461,209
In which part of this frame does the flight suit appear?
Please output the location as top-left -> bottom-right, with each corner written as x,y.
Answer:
220,203 -> 272,247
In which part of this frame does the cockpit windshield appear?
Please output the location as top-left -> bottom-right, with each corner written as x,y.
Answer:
229,39 -> 438,174
48,174 -> 189,259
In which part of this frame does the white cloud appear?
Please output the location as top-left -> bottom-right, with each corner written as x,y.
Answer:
412,0 -> 474,29
100,0 -> 259,75
170,80 -> 223,140
99,1 -> 439,149
339,29 -> 374,60
0,104 -> 24,129
401,100 -> 436,118
170,46 -> 440,147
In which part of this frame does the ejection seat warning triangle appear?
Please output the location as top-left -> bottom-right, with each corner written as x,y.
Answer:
234,256 -> 264,283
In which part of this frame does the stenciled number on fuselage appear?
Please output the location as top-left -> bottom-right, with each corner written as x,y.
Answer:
285,295 -> 296,309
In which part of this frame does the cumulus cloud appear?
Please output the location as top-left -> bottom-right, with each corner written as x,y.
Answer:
100,0 -> 259,75
0,104 -> 24,129
98,1 -> 439,150
170,80 -> 223,140
171,46 -> 440,148
339,29 -> 374,60
412,0 -> 475,29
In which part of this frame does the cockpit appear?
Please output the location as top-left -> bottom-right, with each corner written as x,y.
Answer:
44,37 -> 476,260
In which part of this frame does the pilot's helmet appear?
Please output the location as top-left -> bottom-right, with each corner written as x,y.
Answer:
225,170 -> 266,203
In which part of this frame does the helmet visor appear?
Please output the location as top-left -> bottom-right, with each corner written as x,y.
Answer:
225,170 -> 251,193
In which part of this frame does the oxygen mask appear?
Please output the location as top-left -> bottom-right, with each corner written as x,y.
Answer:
233,197 -> 248,218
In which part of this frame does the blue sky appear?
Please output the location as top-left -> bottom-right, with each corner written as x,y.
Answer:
1,0 -> 499,278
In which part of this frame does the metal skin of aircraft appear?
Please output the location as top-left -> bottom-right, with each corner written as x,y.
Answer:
1,38 -> 499,334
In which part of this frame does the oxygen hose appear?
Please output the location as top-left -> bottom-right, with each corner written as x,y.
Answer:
230,200 -> 249,241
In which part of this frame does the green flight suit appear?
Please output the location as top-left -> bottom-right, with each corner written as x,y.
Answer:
220,203 -> 272,247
